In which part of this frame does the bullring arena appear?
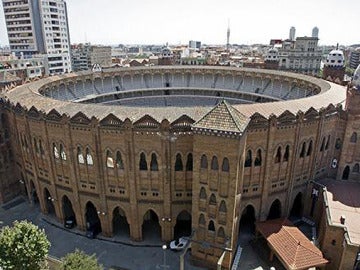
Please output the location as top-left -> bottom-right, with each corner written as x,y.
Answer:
1,66 -> 351,269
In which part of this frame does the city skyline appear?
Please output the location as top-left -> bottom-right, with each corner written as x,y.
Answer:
0,0 -> 359,47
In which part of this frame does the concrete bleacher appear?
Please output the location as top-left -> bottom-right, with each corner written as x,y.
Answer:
48,71 -> 312,105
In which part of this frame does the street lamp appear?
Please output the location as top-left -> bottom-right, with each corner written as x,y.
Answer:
161,244 -> 169,269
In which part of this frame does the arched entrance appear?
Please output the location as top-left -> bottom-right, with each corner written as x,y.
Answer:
112,207 -> 130,238
174,210 -> 192,239
290,192 -> 303,218
44,188 -> 55,216
267,199 -> 282,220
142,210 -> 161,241
342,166 -> 350,180
62,196 -> 76,227
30,181 -> 39,204
239,205 -> 256,234
85,202 -> 102,236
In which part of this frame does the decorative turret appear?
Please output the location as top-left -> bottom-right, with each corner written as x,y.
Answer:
345,65 -> 360,115
322,46 -> 345,84
264,47 -> 280,70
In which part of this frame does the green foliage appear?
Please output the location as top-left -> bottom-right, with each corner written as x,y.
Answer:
0,220 -> 50,270
61,249 -> 103,270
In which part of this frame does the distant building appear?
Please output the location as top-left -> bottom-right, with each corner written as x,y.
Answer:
312,27 -> 319,38
71,44 -> 112,72
349,47 -> 360,69
289,26 -> 296,41
158,47 -> 174,66
264,48 -> 279,70
2,0 -> 71,74
278,37 -> 322,75
0,54 -> 48,90
189,41 -> 201,50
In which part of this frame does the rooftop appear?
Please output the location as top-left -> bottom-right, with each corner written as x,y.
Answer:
319,179 -> 360,245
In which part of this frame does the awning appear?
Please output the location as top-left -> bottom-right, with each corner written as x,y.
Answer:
256,218 -> 328,270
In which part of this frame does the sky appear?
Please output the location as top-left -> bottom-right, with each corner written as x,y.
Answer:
0,0 -> 359,47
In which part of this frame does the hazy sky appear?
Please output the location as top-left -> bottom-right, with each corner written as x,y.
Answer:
0,0 -> 359,46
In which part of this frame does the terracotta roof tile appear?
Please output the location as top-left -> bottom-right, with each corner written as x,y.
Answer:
192,100 -> 249,133
256,218 -> 328,270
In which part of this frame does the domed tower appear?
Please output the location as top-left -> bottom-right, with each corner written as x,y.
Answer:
264,47 -> 279,70
158,46 -> 174,66
337,65 -> 360,180
322,48 -> 345,84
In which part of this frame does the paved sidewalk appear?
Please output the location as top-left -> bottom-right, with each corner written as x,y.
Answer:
0,197 -> 204,270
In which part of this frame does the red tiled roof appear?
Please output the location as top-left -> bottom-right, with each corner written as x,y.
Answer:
256,218 -> 328,270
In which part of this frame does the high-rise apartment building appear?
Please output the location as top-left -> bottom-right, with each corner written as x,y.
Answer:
2,0 -> 71,74
350,47 -> 360,69
312,26 -> 319,38
289,26 -> 296,41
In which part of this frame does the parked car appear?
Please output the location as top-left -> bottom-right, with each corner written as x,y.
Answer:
64,216 -> 76,229
170,237 -> 189,251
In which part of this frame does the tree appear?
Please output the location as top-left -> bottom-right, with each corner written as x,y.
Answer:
0,220 -> 50,270
61,249 -> 103,270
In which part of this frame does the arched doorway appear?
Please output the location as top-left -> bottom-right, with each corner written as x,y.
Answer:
239,205 -> 256,234
267,199 -> 282,220
174,210 -> 192,239
85,202 -> 102,236
30,181 -> 39,204
62,196 -> 76,227
142,210 -> 161,241
112,207 -> 130,239
290,192 -> 303,218
342,166 -> 350,180
44,188 -> 55,216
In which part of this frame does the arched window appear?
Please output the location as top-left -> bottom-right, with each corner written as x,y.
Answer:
211,156 -> 219,170
175,153 -> 183,171
320,137 -> 325,152
200,154 -> 208,169
275,147 -> 281,163
200,187 -> 207,199
222,158 -> 230,172
325,135 -> 330,150
254,149 -> 262,166
245,150 -> 252,167
335,138 -> 341,149
208,220 -> 215,232
39,140 -> 44,155
106,150 -> 114,168
186,153 -> 193,171
150,153 -> 158,171
24,137 -> 28,149
199,214 -> 205,226
116,151 -> 124,169
53,143 -> 59,159
350,132 -> 357,143
60,144 -> 67,160
219,201 -> 227,213
139,152 -> 147,171
86,148 -> 93,166
4,129 -> 9,140
353,163 -> 359,173
217,227 -> 225,238
300,142 -> 306,158
209,194 -> 217,205
77,146 -> 84,164
283,145 -> 290,162
33,138 -> 39,153
307,140 -> 313,156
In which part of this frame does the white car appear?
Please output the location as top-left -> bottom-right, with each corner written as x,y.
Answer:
170,237 -> 189,251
